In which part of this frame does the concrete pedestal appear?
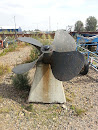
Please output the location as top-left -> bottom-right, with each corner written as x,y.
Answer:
28,63 -> 66,103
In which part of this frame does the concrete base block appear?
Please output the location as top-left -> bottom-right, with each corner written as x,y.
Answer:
28,63 -> 66,103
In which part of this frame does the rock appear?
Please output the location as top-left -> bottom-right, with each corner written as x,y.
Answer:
61,104 -> 67,111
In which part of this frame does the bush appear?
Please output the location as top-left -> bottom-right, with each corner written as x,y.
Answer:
30,47 -> 40,62
12,73 -> 30,91
0,43 -> 17,57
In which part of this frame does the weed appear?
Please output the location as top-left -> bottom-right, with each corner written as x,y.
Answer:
17,42 -> 29,48
30,48 -> 40,62
0,64 -> 11,76
0,107 -> 10,114
46,112 -> 57,120
70,105 -> 86,116
22,47 -> 40,64
70,105 -> 76,110
75,108 -> 86,116
0,43 -> 17,57
40,39 -> 52,45
66,97 -> 73,102
25,104 -> 37,118
65,90 -> 75,102
71,92 -> 76,98
12,73 -> 30,91
25,104 -> 34,112
47,34 -> 52,40
41,33 -> 46,40
0,41 -> 29,57
0,96 -> 3,103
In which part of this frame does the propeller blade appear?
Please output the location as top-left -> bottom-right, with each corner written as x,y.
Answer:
12,53 -> 44,74
18,37 -> 42,49
53,30 -> 76,52
50,51 -> 85,81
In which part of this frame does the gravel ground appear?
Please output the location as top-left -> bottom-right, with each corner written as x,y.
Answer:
0,46 -> 98,130
0,46 -> 32,67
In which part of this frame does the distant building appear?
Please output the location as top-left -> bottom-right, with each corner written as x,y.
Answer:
0,26 -> 22,32
34,29 -> 41,33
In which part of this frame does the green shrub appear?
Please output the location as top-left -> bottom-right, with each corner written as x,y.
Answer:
30,47 -> 40,62
23,47 -> 40,63
0,43 -> 17,57
12,73 -> 30,90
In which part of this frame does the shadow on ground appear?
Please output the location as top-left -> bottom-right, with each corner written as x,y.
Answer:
0,82 -> 30,105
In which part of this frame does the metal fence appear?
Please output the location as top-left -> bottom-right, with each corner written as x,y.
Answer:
77,45 -> 98,72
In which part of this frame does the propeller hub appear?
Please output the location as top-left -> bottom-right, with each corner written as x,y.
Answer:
44,45 -> 50,51
41,45 -> 53,53
40,45 -> 53,64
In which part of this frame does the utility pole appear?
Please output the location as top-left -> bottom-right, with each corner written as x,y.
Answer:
14,16 -> 17,38
49,16 -> 51,32
57,22 -> 58,30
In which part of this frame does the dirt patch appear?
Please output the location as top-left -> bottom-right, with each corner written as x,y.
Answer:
0,46 -> 32,68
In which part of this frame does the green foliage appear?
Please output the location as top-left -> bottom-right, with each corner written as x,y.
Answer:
74,20 -> 84,32
85,16 -> 97,31
41,33 -> 46,39
40,34 -> 52,45
0,43 -> 17,56
33,33 -> 40,40
30,47 -> 40,61
22,47 -> 40,64
0,30 -> 16,34
70,105 -> 86,116
47,34 -> 52,40
25,104 -> 36,113
12,73 -> 30,90
8,36 -> 15,40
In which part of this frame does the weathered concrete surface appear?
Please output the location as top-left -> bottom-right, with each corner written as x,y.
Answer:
28,63 -> 66,103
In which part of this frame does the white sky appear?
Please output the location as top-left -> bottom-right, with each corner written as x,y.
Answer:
0,0 -> 98,31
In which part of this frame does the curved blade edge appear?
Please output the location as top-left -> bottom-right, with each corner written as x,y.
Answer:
18,37 -> 42,48
52,30 -> 76,52
51,51 -> 85,81
12,53 -> 44,74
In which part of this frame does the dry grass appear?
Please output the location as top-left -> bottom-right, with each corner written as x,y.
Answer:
0,64 -> 11,76
70,105 -> 86,116
0,42 -> 29,57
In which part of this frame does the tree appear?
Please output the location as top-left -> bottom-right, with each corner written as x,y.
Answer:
74,20 -> 84,32
85,16 -> 97,31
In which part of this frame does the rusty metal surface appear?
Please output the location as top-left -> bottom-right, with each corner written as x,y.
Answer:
51,51 -> 85,81
42,64 -> 50,101
0,33 -> 55,39
0,32 -> 98,39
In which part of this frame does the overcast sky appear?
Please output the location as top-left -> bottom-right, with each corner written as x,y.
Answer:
0,0 -> 98,31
